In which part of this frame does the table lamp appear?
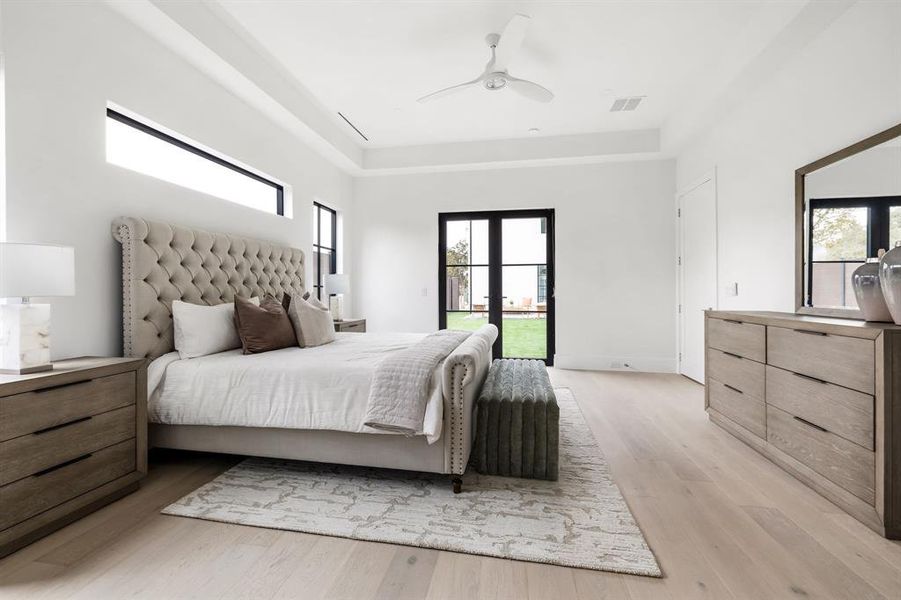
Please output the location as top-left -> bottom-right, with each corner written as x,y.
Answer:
0,243 -> 75,373
325,273 -> 349,321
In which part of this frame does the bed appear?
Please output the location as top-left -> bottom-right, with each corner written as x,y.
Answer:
112,217 -> 495,486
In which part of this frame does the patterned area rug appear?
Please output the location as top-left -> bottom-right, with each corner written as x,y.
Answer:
162,388 -> 661,577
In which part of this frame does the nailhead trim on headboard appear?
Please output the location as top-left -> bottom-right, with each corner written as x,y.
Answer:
112,217 -> 305,360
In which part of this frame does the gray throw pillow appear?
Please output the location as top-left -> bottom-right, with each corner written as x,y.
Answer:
287,295 -> 336,347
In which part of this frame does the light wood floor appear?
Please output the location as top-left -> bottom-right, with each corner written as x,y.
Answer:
2,369 -> 900,599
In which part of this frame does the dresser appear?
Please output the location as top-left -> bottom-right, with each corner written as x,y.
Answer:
0,357 -> 147,557
334,318 -> 366,333
705,311 -> 901,538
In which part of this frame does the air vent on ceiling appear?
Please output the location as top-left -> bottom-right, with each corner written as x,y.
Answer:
610,96 -> 644,112
338,112 -> 369,142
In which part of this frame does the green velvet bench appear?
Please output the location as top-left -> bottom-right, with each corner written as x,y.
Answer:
471,358 -> 559,481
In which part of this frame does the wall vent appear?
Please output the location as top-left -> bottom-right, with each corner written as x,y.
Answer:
610,96 -> 644,112
338,112 -> 369,141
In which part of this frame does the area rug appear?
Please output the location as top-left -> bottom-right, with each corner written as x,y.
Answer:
162,388 -> 661,577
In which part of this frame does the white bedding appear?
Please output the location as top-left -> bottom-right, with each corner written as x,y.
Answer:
147,332 -> 444,444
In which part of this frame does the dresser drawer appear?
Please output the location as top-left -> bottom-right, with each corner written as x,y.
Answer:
0,405 -> 136,486
708,378 -> 766,439
767,405 -> 874,504
0,372 -> 135,443
0,439 -> 136,531
766,365 -> 874,450
707,317 -> 765,362
767,327 -> 874,395
708,348 -> 765,399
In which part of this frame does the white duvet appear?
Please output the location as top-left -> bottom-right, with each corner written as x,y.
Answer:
147,332 -> 444,444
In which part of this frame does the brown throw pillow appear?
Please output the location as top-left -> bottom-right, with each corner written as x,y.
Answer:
234,295 -> 297,354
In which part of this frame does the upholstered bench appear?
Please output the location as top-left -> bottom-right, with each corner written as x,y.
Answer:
471,359 -> 559,481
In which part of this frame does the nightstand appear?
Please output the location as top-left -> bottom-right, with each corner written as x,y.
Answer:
334,318 -> 366,333
0,357 -> 147,558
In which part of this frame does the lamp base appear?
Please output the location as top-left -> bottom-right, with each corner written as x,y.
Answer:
329,295 -> 345,321
0,303 -> 52,374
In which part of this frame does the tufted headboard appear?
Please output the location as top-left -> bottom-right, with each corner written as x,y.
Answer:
112,217 -> 305,360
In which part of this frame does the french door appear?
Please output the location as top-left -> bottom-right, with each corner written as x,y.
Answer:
439,209 -> 555,365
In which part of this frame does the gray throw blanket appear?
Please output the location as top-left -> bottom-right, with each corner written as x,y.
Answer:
364,330 -> 471,435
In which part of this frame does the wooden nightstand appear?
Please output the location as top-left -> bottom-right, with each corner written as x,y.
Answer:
334,318 -> 366,333
0,357 -> 147,558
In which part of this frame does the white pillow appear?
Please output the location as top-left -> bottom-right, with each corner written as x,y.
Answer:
287,295 -> 336,348
172,297 -> 259,359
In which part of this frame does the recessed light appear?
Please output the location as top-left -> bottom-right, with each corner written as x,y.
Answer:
528,128 -> 540,134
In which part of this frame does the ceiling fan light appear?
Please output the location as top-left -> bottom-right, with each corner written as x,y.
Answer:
484,75 -> 507,91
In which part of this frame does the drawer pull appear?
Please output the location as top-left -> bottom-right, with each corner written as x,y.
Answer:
723,383 -> 744,394
33,380 -> 89,394
33,453 -> 92,477
793,416 -> 828,433
722,351 -> 744,360
794,329 -> 827,337
32,416 -> 92,435
793,372 -> 828,385
723,319 -> 743,325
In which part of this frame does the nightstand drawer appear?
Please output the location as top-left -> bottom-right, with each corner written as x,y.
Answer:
0,405 -> 136,486
0,372 -> 135,442
0,439 -> 136,531
335,320 -> 366,332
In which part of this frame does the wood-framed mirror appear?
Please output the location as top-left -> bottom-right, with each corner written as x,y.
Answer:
796,122 -> 901,319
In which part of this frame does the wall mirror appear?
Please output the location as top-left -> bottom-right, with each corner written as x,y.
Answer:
796,123 -> 901,318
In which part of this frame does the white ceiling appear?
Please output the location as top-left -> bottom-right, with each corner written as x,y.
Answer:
216,0 -> 807,148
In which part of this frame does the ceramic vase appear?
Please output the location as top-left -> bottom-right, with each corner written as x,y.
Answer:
853,259 -> 892,322
879,244 -> 901,325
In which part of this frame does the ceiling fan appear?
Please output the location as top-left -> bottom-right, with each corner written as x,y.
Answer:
417,14 -> 554,104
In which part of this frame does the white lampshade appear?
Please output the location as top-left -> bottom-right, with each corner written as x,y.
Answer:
0,243 -> 75,299
325,273 -> 349,295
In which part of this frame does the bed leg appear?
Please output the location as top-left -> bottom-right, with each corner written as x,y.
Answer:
452,476 -> 463,494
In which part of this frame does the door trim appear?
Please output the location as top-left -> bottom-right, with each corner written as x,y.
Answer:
676,169 -> 718,379
438,209 -> 555,365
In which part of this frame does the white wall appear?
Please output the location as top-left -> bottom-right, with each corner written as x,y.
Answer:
1,1 -> 353,359
352,160 -> 677,372
676,0 -> 901,312
806,145 -> 901,200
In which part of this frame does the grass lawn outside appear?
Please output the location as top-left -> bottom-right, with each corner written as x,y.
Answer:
446,312 -> 547,359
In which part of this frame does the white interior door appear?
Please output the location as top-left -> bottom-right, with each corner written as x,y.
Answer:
679,176 -> 717,383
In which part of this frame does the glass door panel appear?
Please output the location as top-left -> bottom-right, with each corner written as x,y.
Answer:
502,312 -> 547,359
501,220 -> 550,361
444,219 -> 489,331
502,217 -> 546,264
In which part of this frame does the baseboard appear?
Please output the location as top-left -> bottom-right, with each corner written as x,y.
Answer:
553,354 -> 677,373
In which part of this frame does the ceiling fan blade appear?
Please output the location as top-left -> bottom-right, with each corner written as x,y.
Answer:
417,78 -> 481,103
493,13 -> 530,72
505,76 -> 554,103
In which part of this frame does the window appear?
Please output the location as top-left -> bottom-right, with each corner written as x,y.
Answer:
105,108 -> 284,215
312,202 -> 337,299
807,196 -> 901,308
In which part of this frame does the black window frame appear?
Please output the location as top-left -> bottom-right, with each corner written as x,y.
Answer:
313,202 -> 338,300
806,195 -> 901,306
106,108 -> 285,216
